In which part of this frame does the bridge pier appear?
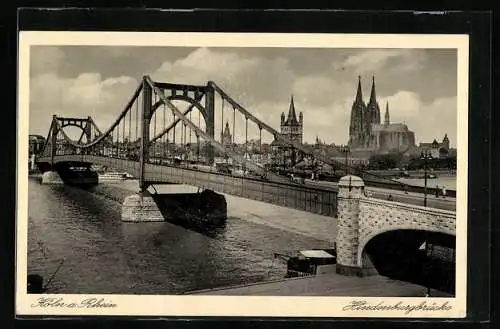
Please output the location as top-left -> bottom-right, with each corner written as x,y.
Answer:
122,190 -> 164,222
41,170 -> 64,184
335,175 -> 377,277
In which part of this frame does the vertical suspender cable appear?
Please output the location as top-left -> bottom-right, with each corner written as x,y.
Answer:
163,102 -> 166,160
135,96 -> 139,145
259,126 -> 262,155
245,117 -> 248,174
153,94 -> 157,162
221,97 -> 224,142
128,102 -> 132,152
232,107 -> 235,145
198,110 -> 201,160
189,111 -> 192,144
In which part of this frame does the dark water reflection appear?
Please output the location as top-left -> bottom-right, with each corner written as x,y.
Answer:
27,179 -> 332,294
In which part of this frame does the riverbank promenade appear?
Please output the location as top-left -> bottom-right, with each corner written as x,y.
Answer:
186,268 -> 453,297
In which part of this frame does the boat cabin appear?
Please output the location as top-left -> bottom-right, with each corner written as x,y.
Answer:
274,249 -> 337,278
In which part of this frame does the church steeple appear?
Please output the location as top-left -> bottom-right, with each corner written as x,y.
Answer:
285,94 -> 299,125
222,120 -> 232,146
349,76 -> 367,148
369,76 -> 377,104
384,101 -> 390,125
367,76 -> 381,124
355,75 -> 363,103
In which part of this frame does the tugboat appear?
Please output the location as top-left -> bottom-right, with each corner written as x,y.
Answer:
274,248 -> 337,278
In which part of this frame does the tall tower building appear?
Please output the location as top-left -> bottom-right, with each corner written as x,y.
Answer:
366,76 -> 381,125
221,121 -> 232,146
442,133 -> 450,150
275,94 -> 304,167
348,76 -> 367,149
280,94 -> 303,144
384,101 -> 390,126
347,76 -> 416,153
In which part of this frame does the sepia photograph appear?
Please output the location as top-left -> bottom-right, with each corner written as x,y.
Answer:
17,32 -> 468,318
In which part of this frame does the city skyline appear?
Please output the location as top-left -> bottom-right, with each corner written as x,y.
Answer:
30,46 -> 457,147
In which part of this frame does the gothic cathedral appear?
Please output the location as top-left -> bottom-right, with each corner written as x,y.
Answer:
348,76 -> 416,153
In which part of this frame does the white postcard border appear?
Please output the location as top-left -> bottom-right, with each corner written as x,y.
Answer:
16,31 -> 469,318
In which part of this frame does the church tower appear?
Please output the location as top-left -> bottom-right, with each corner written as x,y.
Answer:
367,76 -> 381,125
280,94 -> 303,144
384,101 -> 390,126
348,76 -> 367,148
442,133 -> 450,150
222,121 -> 232,146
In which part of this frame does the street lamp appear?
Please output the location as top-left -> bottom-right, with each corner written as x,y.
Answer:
420,150 -> 432,207
341,145 -> 350,175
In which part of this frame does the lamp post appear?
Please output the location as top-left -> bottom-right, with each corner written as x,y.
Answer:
420,150 -> 432,207
341,145 -> 350,175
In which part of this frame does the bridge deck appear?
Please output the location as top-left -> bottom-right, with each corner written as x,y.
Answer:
37,155 -> 338,217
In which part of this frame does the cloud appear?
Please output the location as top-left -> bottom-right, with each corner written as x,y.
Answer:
378,90 -> 423,120
334,49 -> 427,76
30,72 -> 139,138
150,47 -> 295,105
377,91 -> 457,147
28,47 -> 456,150
292,76 -> 339,107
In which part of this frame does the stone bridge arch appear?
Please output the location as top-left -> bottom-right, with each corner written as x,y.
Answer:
335,175 -> 456,277
358,225 -> 455,268
357,198 -> 456,267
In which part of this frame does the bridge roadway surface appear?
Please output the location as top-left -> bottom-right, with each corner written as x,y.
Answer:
178,163 -> 455,211
185,266 -> 453,297
303,179 -> 456,211
41,155 -> 454,212
125,161 -> 455,211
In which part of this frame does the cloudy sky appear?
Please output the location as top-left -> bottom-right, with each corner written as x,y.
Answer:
29,46 -> 457,146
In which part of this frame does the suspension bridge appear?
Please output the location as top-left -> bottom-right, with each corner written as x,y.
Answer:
35,75 -> 451,217
33,76 -> 457,284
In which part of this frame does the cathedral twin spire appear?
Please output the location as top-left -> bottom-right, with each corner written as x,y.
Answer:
348,76 -> 383,148
366,76 -> 381,124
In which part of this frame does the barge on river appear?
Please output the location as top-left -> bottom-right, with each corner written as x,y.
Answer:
274,248 -> 337,278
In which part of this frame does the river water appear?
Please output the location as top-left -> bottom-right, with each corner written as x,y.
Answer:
395,176 -> 457,190
27,178 -> 336,294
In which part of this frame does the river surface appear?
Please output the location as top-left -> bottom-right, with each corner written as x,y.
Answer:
395,176 -> 457,190
27,178 -> 336,294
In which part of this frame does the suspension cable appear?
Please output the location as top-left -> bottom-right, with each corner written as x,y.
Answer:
221,97 -> 224,142
245,117 -> 248,156
163,101 -> 166,162
196,133 -> 200,163
259,125 -> 262,155
189,110 -> 192,144
232,106 -> 235,145
128,102 -> 132,148
122,111 -> 125,156
245,117 -> 248,174
173,110 -> 176,149
135,96 -> 139,144
198,110 -> 201,162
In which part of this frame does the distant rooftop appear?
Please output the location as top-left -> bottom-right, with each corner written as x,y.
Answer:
29,134 -> 45,140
